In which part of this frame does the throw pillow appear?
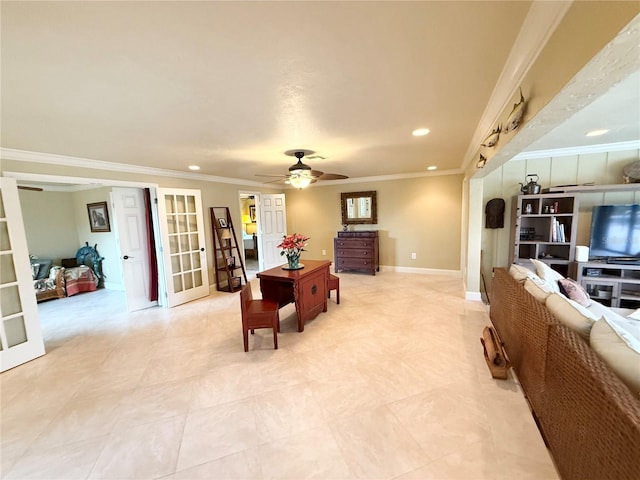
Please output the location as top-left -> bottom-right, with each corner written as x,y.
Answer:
558,278 -> 591,307
530,258 -> 563,293
546,293 -> 598,341
35,259 -> 53,280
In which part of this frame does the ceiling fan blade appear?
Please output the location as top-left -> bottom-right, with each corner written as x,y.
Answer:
18,185 -> 44,191
310,170 -> 325,177
317,173 -> 349,180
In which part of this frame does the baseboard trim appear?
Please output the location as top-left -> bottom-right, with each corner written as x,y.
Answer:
465,291 -> 482,301
379,265 -> 462,276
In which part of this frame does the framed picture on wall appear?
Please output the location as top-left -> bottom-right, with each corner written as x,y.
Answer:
87,202 -> 111,233
249,205 -> 256,222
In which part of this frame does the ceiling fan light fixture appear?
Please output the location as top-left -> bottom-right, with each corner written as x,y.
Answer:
289,173 -> 313,189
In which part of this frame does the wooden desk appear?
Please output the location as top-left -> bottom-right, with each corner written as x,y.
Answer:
257,259 -> 330,332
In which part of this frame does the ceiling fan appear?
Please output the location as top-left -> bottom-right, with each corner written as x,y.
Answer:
256,149 -> 348,189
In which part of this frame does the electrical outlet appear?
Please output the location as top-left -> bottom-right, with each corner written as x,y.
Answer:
411,252 -> 417,260
322,249 -> 326,256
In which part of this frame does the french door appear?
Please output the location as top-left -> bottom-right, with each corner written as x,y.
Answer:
0,178 -> 45,372
156,188 -> 210,307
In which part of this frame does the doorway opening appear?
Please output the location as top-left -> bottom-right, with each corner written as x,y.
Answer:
239,192 -> 260,278
6,172 -> 166,318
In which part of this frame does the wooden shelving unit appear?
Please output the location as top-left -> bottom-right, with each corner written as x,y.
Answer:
510,193 -> 579,277
210,207 -> 247,293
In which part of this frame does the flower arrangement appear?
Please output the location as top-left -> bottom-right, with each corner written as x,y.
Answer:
277,233 -> 309,269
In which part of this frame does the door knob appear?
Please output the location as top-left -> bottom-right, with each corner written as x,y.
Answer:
123,255 -> 134,260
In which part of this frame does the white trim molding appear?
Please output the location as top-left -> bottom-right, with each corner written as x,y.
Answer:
0,148 -> 267,187
512,140 -> 640,161
2,147 -> 464,188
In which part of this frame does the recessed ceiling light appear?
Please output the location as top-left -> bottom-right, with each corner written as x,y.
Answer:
585,129 -> 609,137
412,128 -> 430,136
427,165 -> 437,171
188,165 -> 201,171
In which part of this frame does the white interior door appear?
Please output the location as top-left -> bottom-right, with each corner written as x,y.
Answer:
260,193 -> 287,270
0,178 -> 45,372
112,187 -> 157,312
156,188 -> 210,307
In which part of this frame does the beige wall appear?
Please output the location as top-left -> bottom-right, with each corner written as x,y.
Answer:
5,159 -> 465,284
18,189 -> 78,262
287,174 -> 464,271
482,149 -> 640,292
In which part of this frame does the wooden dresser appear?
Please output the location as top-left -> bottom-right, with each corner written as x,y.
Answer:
334,230 -> 379,275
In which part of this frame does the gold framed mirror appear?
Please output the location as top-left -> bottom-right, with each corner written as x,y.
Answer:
341,191 -> 377,225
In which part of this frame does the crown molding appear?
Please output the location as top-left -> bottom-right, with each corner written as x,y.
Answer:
2,147 -> 463,188
512,140 -> 640,160
0,147 -> 267,187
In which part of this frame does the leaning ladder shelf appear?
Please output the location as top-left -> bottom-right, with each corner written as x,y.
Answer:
210,207 -> 248,293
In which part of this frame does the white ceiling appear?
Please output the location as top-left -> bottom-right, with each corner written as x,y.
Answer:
1,2 -> 638,186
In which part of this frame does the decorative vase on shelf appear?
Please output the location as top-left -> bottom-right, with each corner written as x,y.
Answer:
286,253 -> 300,270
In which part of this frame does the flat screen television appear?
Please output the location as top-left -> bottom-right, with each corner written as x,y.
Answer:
589,204 -> 640,262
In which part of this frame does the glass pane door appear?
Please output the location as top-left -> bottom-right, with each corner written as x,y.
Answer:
0,178 -> 45,372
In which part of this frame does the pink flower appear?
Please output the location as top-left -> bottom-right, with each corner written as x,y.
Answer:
277,233 -> 309,256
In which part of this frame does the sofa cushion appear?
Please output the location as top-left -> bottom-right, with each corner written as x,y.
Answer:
558,278 -> 591,307
546,293 -> 599,342
509,264 -> 539,283
590,318 -> 640,396
524,278 -> 553,303
530,258 -> 563,293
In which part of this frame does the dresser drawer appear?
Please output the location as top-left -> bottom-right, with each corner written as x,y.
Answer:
336,258 -> 374,269
334,239 -> 375,249
335,249 -> 372,259
337,231 -> 378,238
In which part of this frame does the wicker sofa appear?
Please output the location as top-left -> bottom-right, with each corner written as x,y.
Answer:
490,267 -> 640,480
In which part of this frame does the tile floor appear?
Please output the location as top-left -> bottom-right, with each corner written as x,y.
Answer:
1,271 -> 559,479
